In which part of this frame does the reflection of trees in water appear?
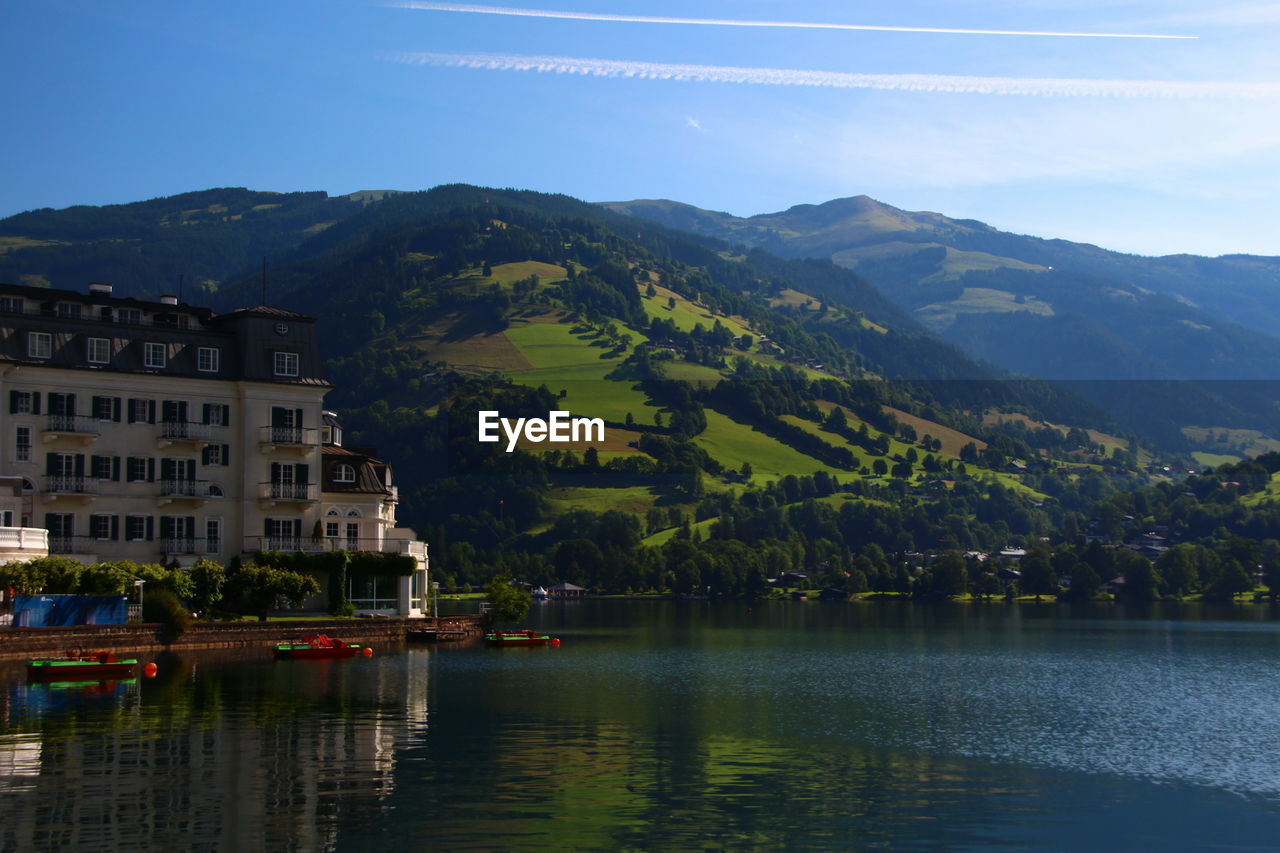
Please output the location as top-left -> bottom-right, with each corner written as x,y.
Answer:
0,650 -> 429,851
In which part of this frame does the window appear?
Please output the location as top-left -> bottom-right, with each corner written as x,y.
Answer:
15,426 -> 31,463
47,392 -> 76,417
126,515 -> 149,541
28,332 -> 51,359
92,395 -> 120,421
91,455 -> 116,480
11,391 -> 35,415
197,346 -> 220,372
202,444 -> 230,466
144,342 -> 166,369
202,403 -> 229,426
55,303 -> 82,319
325,521 -> 340,538
129,398 -> 154,424
0,296 -> 22,313
87,337 -> 110,364
205,519 -> 222,555
346,522 -> 360,549
126,456 -> 150,482
273,351 -> 299,377
90,514 -> 114,540
116,308 -> 141,325
333,463 -> 356,483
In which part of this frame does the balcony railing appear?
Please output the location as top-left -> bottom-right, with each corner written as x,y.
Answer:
0,526 -> 49,553
43,415 -> 101,435
43,475 -> 98,494
260,426 -> 320,447
259,482 -> 317,502
49,535 -> 95,554
159,479 -> 222,498
243,536 -> 427,557
0,303 -> 206,330
161,537 -> 220,556
160,421 -> 214,441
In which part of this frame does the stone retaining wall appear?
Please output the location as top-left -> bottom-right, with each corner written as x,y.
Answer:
0,615 -> 489,660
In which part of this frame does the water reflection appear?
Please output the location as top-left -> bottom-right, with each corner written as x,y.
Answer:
0,650 -> 429,851
2,603 -> 1280,851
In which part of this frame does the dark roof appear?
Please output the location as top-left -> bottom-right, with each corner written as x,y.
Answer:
322,444 -> 392,494
220,305 -> 314,321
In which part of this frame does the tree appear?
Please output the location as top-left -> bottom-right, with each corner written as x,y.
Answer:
486,573 -> 532,624
189,559 -> 226,616
1019,549 -> 1058,601
225,565 -> 321,621
872,458 -> 888,477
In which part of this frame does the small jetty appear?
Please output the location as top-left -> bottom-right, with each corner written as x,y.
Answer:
406,617 -> 485,643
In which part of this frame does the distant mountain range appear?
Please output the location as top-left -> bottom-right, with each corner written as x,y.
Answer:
2,185 -> 1279,452
600,196 -> 1280,382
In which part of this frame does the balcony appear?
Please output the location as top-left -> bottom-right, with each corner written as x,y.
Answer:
49,535 -> 97,555
158,420 -> 216,449
42,415 -> 101,443
0,526 -> 49,560
259,482 -> 317,503
259,426 -> 320,452
161,537 -> 221,556
158,479 -> 223,505
242,536 -> 427,558
42,475 -> 98,496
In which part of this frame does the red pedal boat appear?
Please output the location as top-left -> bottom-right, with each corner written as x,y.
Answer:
27,650 -> 138,682
273,633 -> 367,660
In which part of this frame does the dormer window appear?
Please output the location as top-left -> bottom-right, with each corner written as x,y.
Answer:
144,342 -> 166,369
274,351 -> 299,377
333,463 -> 356,483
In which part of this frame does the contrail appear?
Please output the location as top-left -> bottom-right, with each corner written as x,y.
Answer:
386,52 -> 1280,99
388,1 -> 1196,39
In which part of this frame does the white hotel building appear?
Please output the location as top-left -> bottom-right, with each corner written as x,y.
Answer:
0,281 -> 428,616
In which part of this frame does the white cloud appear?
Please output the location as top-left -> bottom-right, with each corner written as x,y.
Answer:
386,51 -> 1280,99
388,1 -> 1196,38
685,116 -> 706,133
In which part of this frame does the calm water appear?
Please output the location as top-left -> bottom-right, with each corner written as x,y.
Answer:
3,601 -> 1280,851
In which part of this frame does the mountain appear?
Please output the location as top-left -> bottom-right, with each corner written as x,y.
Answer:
601,195 -> 1280,339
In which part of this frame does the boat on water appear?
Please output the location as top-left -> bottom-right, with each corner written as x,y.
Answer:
485,629 -> 558,647
273,633 -> 369,660
27,651 -> 138,682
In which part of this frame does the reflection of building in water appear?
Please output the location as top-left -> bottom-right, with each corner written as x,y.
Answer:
0,657 -> 430,850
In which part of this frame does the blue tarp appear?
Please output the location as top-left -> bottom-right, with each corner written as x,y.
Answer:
13,594 -> 128,627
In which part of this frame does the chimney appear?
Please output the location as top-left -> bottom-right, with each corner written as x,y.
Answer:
159,295 -> 178,305
87,282 -> 113,296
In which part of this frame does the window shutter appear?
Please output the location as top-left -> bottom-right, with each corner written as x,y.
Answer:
67,393 -> 76,416
112,457 -> 121,481
294,408 -> 303,429
159,516 -> 172,540
127,398 -> 139,423
187,516 -> 196,537
201,446 -> 210,466
112,397 -> 122,422
147,400 -> 156,424
221,405 -> 230,424
223,444 -> 230,464
264,518 -> 272,538
202,403 -> 210,424
8,391 -> 17,414
74,454 -> 85,476
270,462 -> 281,482
186,460 -> 195,480
45,453 -> 57,475
32,393 -> 40,415
296,464 -> 309,485
293,519 -> 302,538
147,458 -> 155,482
110,515 -> 119,541
162,400 -> 176,423
145,517 -> 154,541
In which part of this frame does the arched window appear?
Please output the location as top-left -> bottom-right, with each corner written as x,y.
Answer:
326,508 -> 340,517
333,463 -> 356,483
346,509 -> 361,518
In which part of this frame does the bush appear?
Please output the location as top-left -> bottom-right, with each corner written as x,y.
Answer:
142,587 -> 192,636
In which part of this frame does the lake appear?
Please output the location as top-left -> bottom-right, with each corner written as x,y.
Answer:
3,600 -> 1280,851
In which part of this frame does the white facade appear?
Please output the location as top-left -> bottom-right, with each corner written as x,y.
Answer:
0,283 -> 427,615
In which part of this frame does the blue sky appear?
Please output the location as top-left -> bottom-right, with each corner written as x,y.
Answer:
3,0 -> 1278,256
